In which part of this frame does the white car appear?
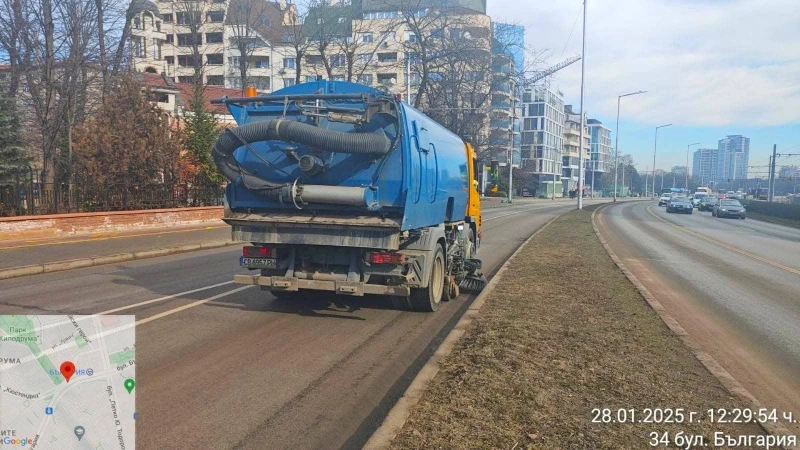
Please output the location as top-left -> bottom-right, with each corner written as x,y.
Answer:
691,193 -> 707,207
658,193 -> 672,206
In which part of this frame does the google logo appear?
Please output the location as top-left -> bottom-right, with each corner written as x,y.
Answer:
1,436 -> 34,446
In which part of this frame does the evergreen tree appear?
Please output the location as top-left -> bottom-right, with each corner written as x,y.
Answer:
183,84 -> 223,185
0,96 -> 30,184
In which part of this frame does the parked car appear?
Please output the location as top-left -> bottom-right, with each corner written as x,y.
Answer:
666,197 -> 693,214
712,199 -> 746,219
658,193 -> 673,206
698,195 -> 718,211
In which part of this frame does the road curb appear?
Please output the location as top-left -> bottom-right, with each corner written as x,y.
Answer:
591,203 -> 795,442
362,215 -> 561,450
0,240 -> 239,281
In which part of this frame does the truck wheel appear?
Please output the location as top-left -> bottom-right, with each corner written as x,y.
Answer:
390,295 -> 412,310
410,246 -> 445,312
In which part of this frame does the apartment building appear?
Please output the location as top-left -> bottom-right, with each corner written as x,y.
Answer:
717,135 -> 749,182
586,118 -> 611,191
561,104 -> 589,195
131,0 -> 298,92
520,82 -> 565,197
487,23 -> 524,166
692,148 -> 718,185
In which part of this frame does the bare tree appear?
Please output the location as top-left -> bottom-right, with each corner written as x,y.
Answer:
336,13 -> 398,82
226,0 -> 270,93
304,0 -> 353,80
174,0 -> 205,82
282,4 -> 311,84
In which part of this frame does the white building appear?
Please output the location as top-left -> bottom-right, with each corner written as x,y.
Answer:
520,82 -> 565,197
561,104 -> 589,195
586,118 -> 611,191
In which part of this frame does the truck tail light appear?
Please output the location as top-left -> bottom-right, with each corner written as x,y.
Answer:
243,246 -> 277,258
367,251 -> 405,265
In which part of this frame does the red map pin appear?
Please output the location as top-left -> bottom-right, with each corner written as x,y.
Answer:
60,361 -> 76,382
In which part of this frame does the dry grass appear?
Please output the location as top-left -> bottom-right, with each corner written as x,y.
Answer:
391,207 -> 763,449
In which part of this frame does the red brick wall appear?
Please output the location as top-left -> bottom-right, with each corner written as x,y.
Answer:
0,207 -> 223,241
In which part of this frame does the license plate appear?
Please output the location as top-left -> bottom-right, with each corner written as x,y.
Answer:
240,257 -> 277,268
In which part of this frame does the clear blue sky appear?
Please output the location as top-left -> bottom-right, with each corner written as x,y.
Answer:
489,0 -> 800,174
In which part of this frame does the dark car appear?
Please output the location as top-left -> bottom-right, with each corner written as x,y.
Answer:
698,195 -> 718,211
712,199 -> 746,219
666,197 -> 693,214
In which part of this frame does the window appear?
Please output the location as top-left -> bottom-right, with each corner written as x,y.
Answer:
133,17 -> 140,30
206,32 -> 223,44
377,73 -> 396,84
360,32 -> 373,43
337,17 -> 346,23
306,55 -> 323,65
178,55 -> 197,67
260,17 -> 271,26
206,54 -> 223,65
408,72 -> 420,86
331,75 -> 345,81
430,29 -> 443,38
251,76 -> 270,90
450,28 -> 461,39
175,12 -> 200,25
306,75 -> 320,82
406,52 -> 420,64
162,13 -> 173,23
377,52 -> 397,63
132,37 -> 143,57
281,33 -> 293,43
357,53 -> 372,64
177,76 -> 195,84
207,75 -> 224,86
166,34 -> 174,44
154,93 -> 170,103
283,57 -> 296,69
284,77 -> 296,87
207,11 -> 224,23
254,58 -> 269,69
405,32 -> 417,43
357,74 -> 373,85
330,54 -> 345,67
177,34 -> 200,46
165,56 -> 174,65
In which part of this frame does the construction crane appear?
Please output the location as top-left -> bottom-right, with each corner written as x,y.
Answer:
527,55 -> 582,84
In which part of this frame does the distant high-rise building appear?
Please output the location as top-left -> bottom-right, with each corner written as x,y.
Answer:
692,148 -> 718,184
717,135 -> 749,182
586,118 -> 611,190
520,82 -> 564,197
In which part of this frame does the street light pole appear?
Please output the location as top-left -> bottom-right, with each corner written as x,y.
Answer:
686,142 -> 700,191
652,123 -> 672,197
576,0 -> 587,210
613,90 -> 646,202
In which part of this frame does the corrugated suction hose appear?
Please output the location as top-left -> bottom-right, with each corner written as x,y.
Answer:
213,119 -> 391,199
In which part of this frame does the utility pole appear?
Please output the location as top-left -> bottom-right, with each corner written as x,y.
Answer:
686,142 -> 700,191
576,0 -> 587,210
768,144 -> 777,202
644,166 -> 649,197
652,124 -> 672,197
508,77 -> 516,204
613,90 -> 647,202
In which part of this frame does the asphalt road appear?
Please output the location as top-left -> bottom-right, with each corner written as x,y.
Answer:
596,201 -> 800,433
0,198 -> 607,449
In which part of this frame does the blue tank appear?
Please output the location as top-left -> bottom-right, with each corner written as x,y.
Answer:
219,80 -> 470,231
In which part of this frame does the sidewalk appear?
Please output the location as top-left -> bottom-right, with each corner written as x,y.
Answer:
389,206 -> 763,448
0,221 -> 233,270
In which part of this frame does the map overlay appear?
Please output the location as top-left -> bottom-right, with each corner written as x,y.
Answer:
0,315 -> 135,449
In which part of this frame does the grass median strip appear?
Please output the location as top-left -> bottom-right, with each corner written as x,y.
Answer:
390,206 -> 763,449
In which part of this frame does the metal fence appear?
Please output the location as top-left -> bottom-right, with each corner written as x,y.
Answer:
0,180 -> 224,217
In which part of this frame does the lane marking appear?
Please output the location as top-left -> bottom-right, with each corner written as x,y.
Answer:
97,280 -> 235,314
135,285 -> 253,326
646,205 -> 800,276
0,225 -> 229,251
